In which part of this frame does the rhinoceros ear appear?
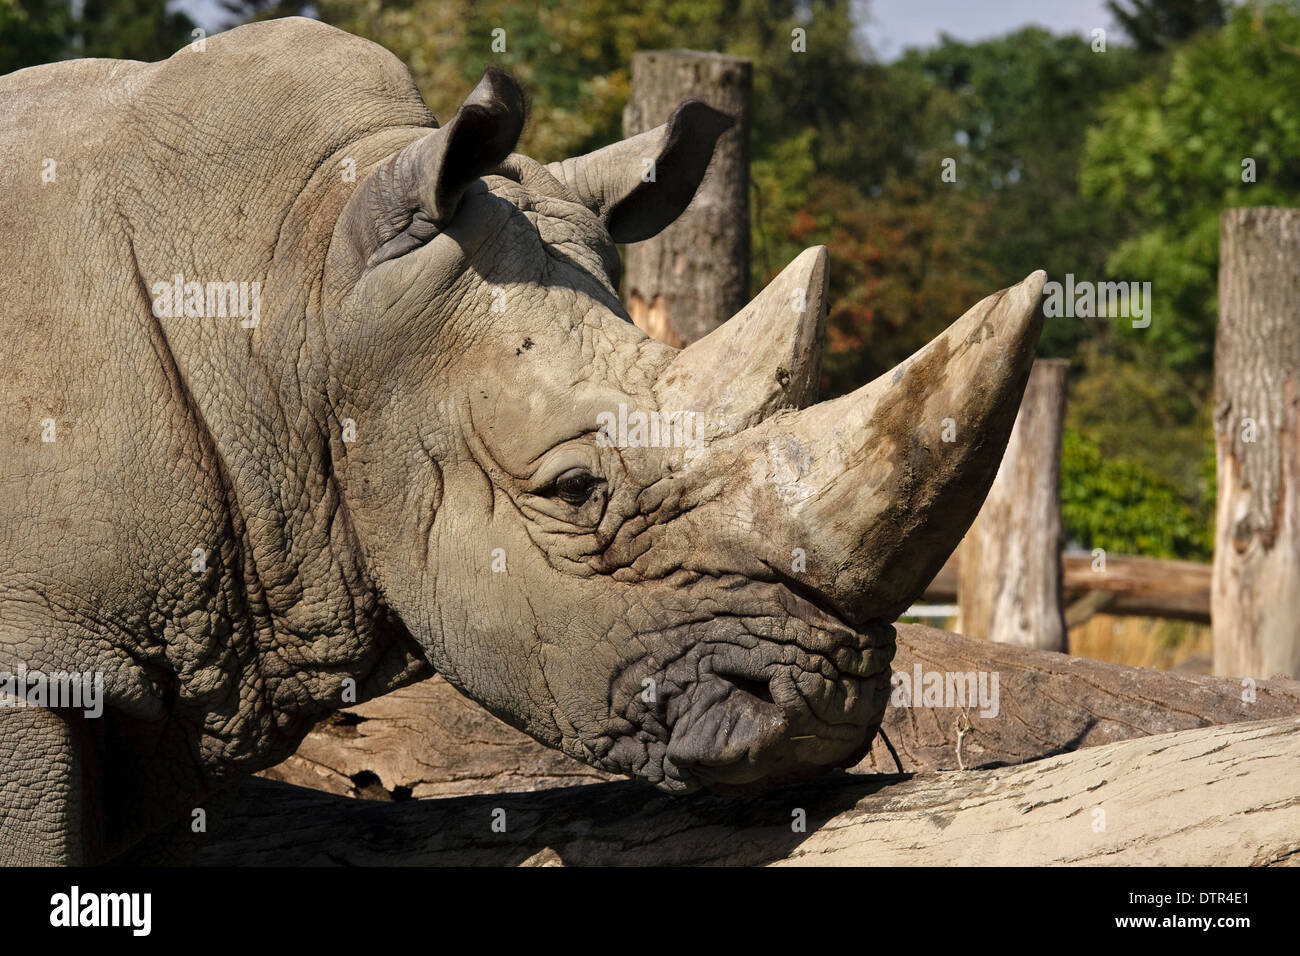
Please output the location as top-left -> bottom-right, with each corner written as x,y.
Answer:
546,100 -> 733,244
342,68 -> 525,268
416,67 -> 526,224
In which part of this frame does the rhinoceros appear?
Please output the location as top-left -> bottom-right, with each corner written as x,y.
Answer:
0,17 -> 1044,863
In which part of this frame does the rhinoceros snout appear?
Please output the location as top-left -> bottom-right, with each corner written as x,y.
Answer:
656,643 -> 890,792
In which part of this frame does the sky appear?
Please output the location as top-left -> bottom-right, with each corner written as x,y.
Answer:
864,0 -> 1118,59
181,0 -> 1122,58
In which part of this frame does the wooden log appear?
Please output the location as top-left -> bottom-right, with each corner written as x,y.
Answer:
209,716 -> 1300,866
259,681 -> 615,799
1061,553 -> 1212,622
924,552 -> 1212,624
957,359 -> 1069,649
1063,589 -> 1116,628
260,623 -> 1300,798
875,623 -> 1299,770
622,50 -> 751,346
1214,207 -> 1300,679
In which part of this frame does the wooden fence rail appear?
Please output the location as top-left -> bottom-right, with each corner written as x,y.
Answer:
923,552 -> 1211,625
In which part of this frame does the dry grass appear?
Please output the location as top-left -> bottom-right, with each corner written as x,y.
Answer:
1067,614 -> 1211,672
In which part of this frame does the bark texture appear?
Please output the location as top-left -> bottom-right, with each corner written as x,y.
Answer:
212,716 -> 1300,866
1214,207 -> 1300,679
623,51 -> 751,346
957,359 -> 1068,649
260,683 -> 615,799
261,623 -> 1300,797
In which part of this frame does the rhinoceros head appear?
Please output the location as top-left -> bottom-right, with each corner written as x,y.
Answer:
321,69 -> 1044,792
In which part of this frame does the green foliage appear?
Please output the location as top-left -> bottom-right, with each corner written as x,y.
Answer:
0,0 -> 194,70
1061,430 -> 1213,559
892,29 -> 1150,358
1082,0 -> 1300,379
1067,0 -> 1300,556
778,174 -> 993,389
749,84 -> 994,391
1106,0 -> 1228,51
75,0 -> 195,60
1067,340 -> 1212,491
0,0 -> 69,73
317,0 -> 891,166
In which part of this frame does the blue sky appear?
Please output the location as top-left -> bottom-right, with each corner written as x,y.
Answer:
179,0 -> 1121,59
865,0 -> 1117,59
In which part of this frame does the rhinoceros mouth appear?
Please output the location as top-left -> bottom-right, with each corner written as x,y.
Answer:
597,597 -> 894,794
658,645 -> 891,793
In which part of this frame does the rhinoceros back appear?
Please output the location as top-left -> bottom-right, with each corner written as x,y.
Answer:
0,19 -> 435,714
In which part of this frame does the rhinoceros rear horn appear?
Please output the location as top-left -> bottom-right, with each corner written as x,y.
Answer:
656,246 -> 829,439
546,100 -> 733,243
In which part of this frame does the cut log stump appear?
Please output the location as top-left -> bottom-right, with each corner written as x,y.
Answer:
1214,207 -> 1300,679
623,50 -> 752,346
957,359 -> 1068,650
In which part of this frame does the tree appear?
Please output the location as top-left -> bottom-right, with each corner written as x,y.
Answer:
778,174 -> 993,392
0,0 -> 194,71
212,1 -> 310,29
891,28 -> 1149,358
1214,208 -> 1300,678
1077,0 -> 1300,520
1107,0 -> 1228,51
1060,429 -> 1213,558
1083,1 -> 1300,379
313,0 -> 896,165
0,0 -> 66,74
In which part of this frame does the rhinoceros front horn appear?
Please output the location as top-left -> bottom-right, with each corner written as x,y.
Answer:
679,266 -> 1047,629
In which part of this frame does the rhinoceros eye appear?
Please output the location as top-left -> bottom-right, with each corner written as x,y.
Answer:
551,468 -> 601,506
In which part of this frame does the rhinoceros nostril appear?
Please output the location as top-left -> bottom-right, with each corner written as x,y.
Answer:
725,675 -> 775,706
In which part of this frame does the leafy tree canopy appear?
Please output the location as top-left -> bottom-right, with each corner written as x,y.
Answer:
0,0 -> 194,71
1106,0 -> 1228,51
1083,0 -> 1300,380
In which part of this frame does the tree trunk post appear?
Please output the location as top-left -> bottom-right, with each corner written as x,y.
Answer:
622,50 -> 751,346
957,358 -> 1068,649
1213,207 -> 1300,679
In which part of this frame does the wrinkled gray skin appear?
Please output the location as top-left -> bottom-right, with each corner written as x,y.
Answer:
0,18 -> 1045,864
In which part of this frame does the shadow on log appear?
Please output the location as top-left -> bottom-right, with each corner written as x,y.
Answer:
260,623 -> 1300,799
210,717 -> 1300,866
